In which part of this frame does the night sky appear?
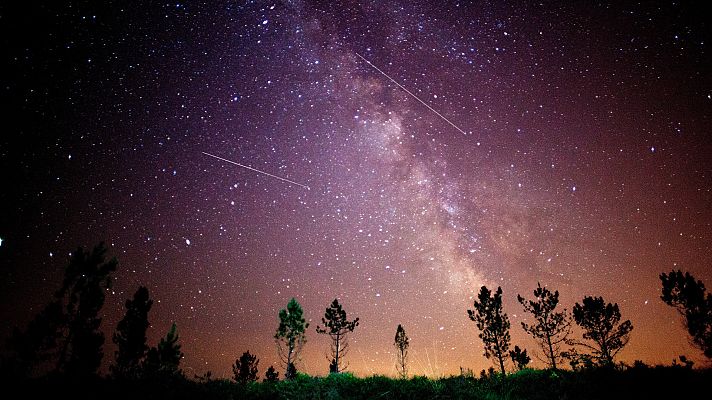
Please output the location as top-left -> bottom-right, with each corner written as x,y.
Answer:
1,1 -> 711,378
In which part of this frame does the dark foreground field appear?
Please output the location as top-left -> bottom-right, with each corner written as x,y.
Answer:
5,367 -> 710,400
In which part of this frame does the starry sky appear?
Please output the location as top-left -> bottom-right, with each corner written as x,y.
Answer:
1,1 -> 711,378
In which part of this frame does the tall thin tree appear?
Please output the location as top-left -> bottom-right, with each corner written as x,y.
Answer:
275,298 -> 309,379
56,243 -> 117,377
394,324 -> 409,379
112,286 -> 153,379
468,286 -> 511,375
517,283 -> 571,370
316,299 -> 359,373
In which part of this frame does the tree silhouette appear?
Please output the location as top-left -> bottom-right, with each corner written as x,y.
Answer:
509,346 -> 531,371
660,270 -> 712,359
264,365 -> 279,382
7,243 -> 116,378
570,296 -> 633,366
468,286 -> 511,375
56,243 -> 117,377
563,347 -> 594,371
316,299 -> 359,373
275,298 -> 309,379
517,282 -> 571,370
394,324 -> 409,379
672,355 -> 694,369
194,371 -> 213,382
232,351 -> 259,384
143,322 -> 183,377
112,286 -> 153,379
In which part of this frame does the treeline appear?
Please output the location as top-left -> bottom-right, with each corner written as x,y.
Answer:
1,242 -> 711,385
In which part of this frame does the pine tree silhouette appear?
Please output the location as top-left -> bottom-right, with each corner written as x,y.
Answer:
517,283 -> 571,370
112,286 -> 152,379
316,299 -> 359,373
509,346 -> 531,371
468,286 -> 511,375
275,298 -> 308,379
143,322 -> 183,377
56,243 -> 117,377
264,365 -> 279,382
232,351 -> 259,384
394,324 -> 409,379
570,296 -> 633,366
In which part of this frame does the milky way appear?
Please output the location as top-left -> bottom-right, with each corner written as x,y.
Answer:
1,1 -> 711,378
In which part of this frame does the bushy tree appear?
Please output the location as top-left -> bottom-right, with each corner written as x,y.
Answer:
7,243 -> 116,377
316,299 -> 359,373
264,365 -> 279,382
468,286 -> 511,375
660,270 -> 712,359
275,298 -> 309,379
394,324 -> 409,379
509,346 -> 531,371
517,282 -> 571,370
232,351 -> 259,383
143,322 -> 183,377
570,296 -> 633,366
112,286 -> 153,379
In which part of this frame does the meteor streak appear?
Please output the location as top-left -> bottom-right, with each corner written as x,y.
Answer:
354,52 -> 469,136
202,151 -> 310,190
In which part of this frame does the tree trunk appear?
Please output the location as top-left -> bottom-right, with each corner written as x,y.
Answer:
546,332 -> 557,370
600,338 -> 612,366
495,339 -> 506,375
334,332 -> 340,373
287,346 -> 294,379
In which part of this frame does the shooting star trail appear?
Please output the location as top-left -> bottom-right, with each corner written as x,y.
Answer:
354,52 -> 469,136
202,151 -> 310,190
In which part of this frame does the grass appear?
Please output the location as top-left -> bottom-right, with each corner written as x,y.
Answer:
3,366 -> 710,400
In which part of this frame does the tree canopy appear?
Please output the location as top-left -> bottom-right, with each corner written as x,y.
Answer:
518,282 -> 571,370
570,296 -> 633,366
660,270 -> 712,359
